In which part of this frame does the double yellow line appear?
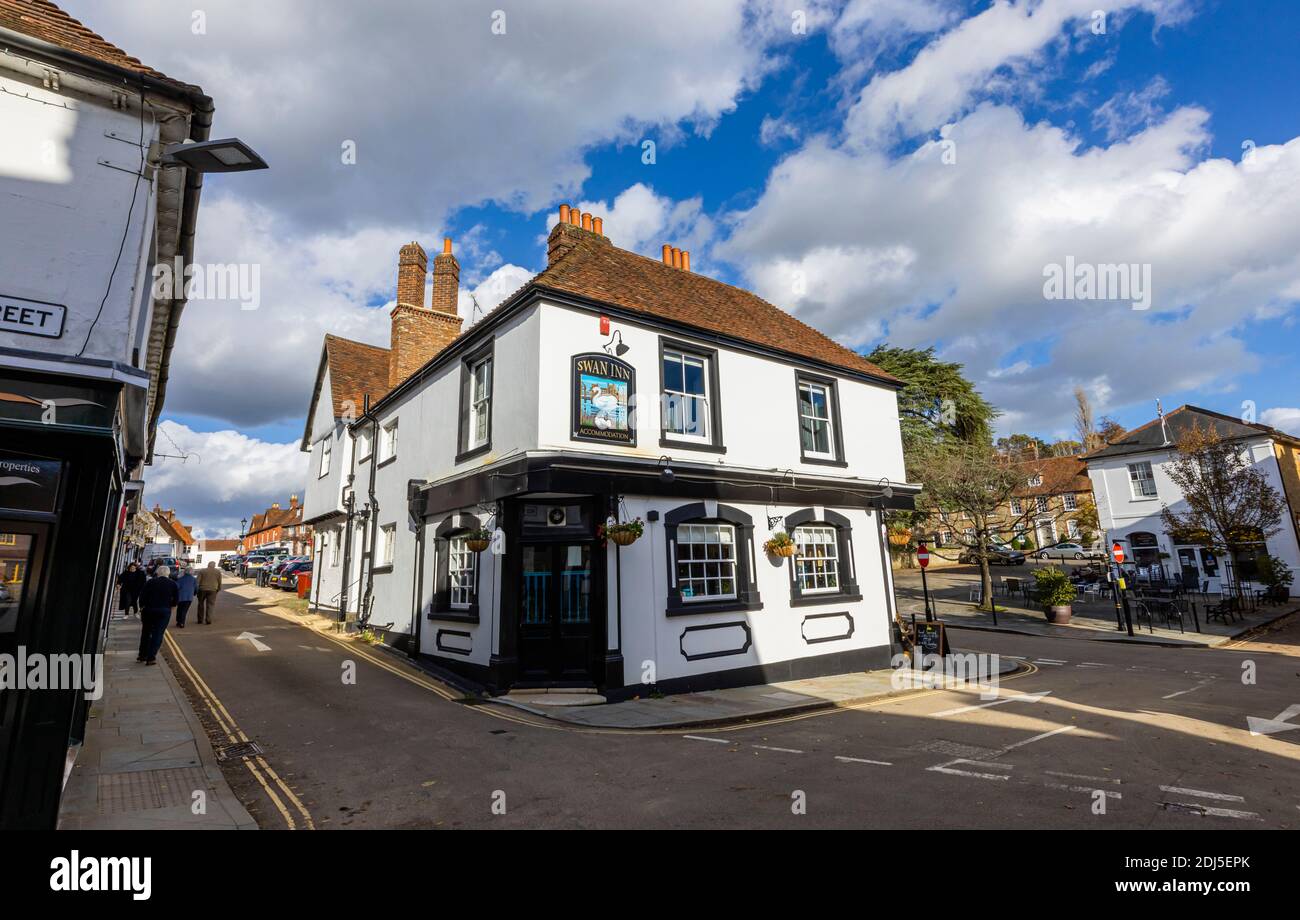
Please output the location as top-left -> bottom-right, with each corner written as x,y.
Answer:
164,632 -> 315,830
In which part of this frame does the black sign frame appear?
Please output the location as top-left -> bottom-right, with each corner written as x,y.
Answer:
571,352 -> 637,447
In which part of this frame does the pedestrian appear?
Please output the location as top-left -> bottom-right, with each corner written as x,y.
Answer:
195,561 -> 221,624
117,563 -> 146,617
174,564 -> 197,628
137,564 -> 179,665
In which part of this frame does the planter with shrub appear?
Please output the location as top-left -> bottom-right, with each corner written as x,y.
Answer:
1034,566 -> 1076,624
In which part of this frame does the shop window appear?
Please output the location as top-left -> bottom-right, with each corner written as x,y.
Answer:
431,513 -> 483,622
664,502 -> 761,616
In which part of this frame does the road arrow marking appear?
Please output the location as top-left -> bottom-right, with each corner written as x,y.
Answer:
1247,703 -> 1300,736
236,632 -> 271,652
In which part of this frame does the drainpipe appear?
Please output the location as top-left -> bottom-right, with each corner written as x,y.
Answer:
339,472 -> 356,624
409,480 -> 426,660
359,397 -> 380,630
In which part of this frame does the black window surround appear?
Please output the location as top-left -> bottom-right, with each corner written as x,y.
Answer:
783,508 -> 862,607
794,370 -> 847,468
429,512 -> 482,623
664,501 -> 762,617
658,337 -> 726,454
455,340 -> 495,463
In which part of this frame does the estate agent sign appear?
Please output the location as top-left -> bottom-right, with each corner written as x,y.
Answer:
571,352 -> 636,445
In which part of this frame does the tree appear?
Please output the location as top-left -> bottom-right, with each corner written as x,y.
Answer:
1160,422 -> 1286,588
1049,439 -> 1082,457
995,433 -> 1049,460
1097,416 -> 1126,445
1073,387 -> 1102,452
866,345 -> 997,470
916,440 -> 1044,611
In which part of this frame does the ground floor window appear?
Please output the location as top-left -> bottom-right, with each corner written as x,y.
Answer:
676,523 -> 737,601
448,535 -> 477,609
794,526 -> 839,592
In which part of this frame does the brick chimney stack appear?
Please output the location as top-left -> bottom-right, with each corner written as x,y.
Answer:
547,204 -> 608,266
389,239 -> 464,389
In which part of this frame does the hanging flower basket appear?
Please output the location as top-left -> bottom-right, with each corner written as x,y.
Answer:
765,532 -> 796,557
604,518 -> 644,547
465,528 -> 492,553
888,530 -> 913,548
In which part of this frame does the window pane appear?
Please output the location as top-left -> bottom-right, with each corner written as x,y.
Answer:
682,356 -> 706,395
677,523 -> 738,600
663,353 -> 683,392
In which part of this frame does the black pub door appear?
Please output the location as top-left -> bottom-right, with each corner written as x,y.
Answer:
515,501 -> 601,685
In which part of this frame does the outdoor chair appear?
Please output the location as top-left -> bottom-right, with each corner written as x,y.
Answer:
1204,595 -> 1241,624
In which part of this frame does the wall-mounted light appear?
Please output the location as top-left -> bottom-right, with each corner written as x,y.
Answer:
657,455 -> 674,484
159,137 -> 269,173
603,330 -> 629,357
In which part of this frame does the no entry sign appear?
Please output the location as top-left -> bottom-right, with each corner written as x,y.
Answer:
1112,542 -> 1125,564
917,543 -> 930,568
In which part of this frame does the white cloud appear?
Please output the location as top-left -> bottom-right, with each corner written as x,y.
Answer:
720,102 -> 1300,432
1093,76 -> 1172,141
1261,407 -> 1300,437
555,183 -> 716,262
144,421 -> 304,538
843,0 -> 1185,146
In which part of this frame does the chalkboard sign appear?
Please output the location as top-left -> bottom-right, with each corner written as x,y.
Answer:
914,620 -> 949,658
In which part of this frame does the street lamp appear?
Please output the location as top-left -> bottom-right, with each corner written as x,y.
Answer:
158,138 -> 269,173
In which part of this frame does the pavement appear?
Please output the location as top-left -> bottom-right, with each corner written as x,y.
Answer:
57,607 -> 257,830
892,560 -> 1298,647
63,573 -> 1300,828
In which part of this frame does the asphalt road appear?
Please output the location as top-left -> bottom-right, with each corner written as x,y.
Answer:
162,576 -> 1300,829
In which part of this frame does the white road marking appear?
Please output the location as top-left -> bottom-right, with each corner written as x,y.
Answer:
235,631 -> 272,652
683,735 -> 731,744
1079,662 -> 1109,668
997,725 -> 1076,753
1162,679 -> 1215,700
1046,770 -> 1121,786
752,744 -> 803,754
1159,785 -> 1245,803
1163,802 -> 1262,821
928,759 -> 1012,781
931,690 -> 1052,718
1033,659 -> 1066,666
1045,781 -> 1122,798
1247,703 -> 1300,736
834,756 -> 893,766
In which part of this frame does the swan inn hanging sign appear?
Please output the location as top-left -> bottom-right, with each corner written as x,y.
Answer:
571,352 -> 636,446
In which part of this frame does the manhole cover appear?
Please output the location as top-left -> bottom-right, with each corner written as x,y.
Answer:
97,766 -> 210,815
214,740 -> 264,762
912,739 -> 1001,760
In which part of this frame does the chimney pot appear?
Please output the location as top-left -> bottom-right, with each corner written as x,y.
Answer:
581,212 -> 593,231
559,203 -> 570,224
662,244 -> 672,264
682,250 -> 691,272
592,217 -> 603,235
570,207 -> 581,226
442,237 -> 452,255
671,247 -> 682,269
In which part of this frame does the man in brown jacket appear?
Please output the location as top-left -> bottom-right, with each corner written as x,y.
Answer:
195,561 -> 222,624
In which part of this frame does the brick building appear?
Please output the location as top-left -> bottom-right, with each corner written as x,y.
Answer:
242,495 -> 311,556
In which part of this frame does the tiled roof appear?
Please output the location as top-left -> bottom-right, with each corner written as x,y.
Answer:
246,503 -> 303,535
199,538 -> 240,552
1084,405 -> 1299,460
530,227 -> 897,382
1011,455 -> 1091,496
0,0 -> 200,93
324,334 -> 391,419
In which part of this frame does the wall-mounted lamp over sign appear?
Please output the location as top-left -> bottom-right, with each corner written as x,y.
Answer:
603,330 -> 629,357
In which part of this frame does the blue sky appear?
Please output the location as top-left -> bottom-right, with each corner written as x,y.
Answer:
78,0 -> 1300,534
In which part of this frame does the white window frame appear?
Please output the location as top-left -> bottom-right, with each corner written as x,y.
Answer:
380,419 -> 398,462
468,355 -> 492,451
330,528 -> 341,566
793,525 -> 840,594
378,523 -> 396,567
798,380 -> 836,461
1063,493 -> 1078,511
357,428 -> 373,462
676,523 -> 738,602
1035,496 -> 1049,513
1127,461 -> 1157,499
319,438 -> 331,477
1067,519 -> 1080,539
661,348 -> 711,443
1010,498 -> 1023,515
1027,474 -> 1042,487
448,535 -> 477,609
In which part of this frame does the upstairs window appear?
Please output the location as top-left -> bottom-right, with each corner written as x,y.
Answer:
1010,498 -> 1023,515
1128,461 -> 1157,498
380,419 -> 398,463
457,342 -> 495,460
377,523 -> 395,568
659,339 -> 724,452
357,428 -> 373,462
1027,474 -> 1042,487
1036,496 -> 1049,513
318,438 -> 331,477
1063,493 -> 1078,511
796,373 -> 845,465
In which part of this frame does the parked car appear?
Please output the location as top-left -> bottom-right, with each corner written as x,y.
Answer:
221,555 -> 243,572
264,556 -> 304,586
1036,541 -> 1103,561
240,555 -> 270,578
958,545 -> 1027,566
273,559 -> 312,590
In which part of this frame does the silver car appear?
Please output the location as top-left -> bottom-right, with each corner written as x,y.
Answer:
1036,541 -> 1101,561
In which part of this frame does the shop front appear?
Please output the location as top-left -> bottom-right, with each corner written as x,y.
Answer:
0,371 -> 125,828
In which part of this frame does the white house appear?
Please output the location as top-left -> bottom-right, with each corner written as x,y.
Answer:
194,538 -> 239,567
1085,405 -> 1300,594
0,1 -> 216,828
300,207 -> 917,698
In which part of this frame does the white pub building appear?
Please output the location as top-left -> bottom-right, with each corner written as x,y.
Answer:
300,208 -> 917,697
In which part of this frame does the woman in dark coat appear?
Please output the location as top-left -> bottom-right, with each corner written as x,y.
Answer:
117,563 -> 146,617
